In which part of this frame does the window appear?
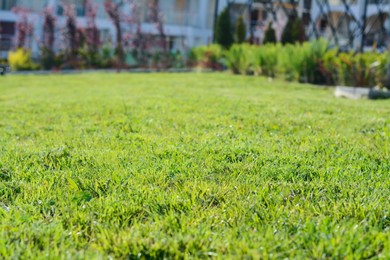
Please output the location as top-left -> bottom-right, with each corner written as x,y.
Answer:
0,21 -> 15,51
0,21 -> 15,35
15,0 -> 47,12
175,0 -> 186,12
57,0 -> 86,17
0,0 -> 16,10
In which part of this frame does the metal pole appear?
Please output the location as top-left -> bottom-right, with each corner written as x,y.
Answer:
359,0 -> 368,52
213,0 -> 220,42
248,0 -> 253,43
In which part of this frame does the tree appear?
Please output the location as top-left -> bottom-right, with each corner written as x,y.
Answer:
148,0 -> 165,50
148,0 -> 169,68
281,17 -> 306,45
263,22 -> 277,44
215,7 -> 234,49
42,7 -> 56,52
235,16 -> 246,44
41,6 -> 56,69
85,0 -> 100,52
104,0 -> 125,69
12,7 -> 33,49
63,3 -> 79,59
130,0 -> 148,67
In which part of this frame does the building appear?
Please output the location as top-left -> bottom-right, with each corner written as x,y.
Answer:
310,0 -> 390,50
1,0 -> 389,60
0,0 -> 217,59
245,0 -> 390,50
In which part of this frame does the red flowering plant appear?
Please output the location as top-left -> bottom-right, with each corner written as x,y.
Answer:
41,6 -> 57,69
12,7 -> 33,50
104,0 -> 127,69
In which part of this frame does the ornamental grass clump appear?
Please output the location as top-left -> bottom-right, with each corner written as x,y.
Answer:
374,52 -> 390,89
254,44 -> 280,78
225,44 -> 254,75
190,44 -> 223,70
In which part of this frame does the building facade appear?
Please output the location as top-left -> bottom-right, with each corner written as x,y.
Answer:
244,0 -> 390,49
0,0 -> 217,58
310,0 -> 390,50
1,0 -> 389,59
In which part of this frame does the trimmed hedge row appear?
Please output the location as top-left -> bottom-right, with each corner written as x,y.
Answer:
191,40 -> 390,88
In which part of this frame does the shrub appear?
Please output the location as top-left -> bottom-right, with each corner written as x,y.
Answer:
321,48 -> 339,85
300,39 -> 329,84
194,41 -> 388,87
225,44 -> 253,75
78,46 -> 101,68
253,44 -> 280,77
8,48 -> 39,71
278,44 -> 304,81
215,7 -> 234,49
169,51 -> 185,69
281,17 -> 305,45
374,52 -> 390,89
40,47 -> 57,70
235,16 -> 246,44
277,39 -> 330,83
190,44 -> 223,70
329,52 -> 378,87
263,22 -> 277,44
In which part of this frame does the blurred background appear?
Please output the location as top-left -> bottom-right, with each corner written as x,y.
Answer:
0,0 -> 389,71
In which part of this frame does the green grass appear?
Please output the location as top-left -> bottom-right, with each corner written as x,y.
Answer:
0,73 -> 389,259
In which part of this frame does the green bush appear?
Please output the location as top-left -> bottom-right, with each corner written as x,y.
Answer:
215,7 -> 234,49
235,16 -> 246,44
253,44 -> 280,77
78,47 -> 102,69
278,44 -> 304,81
328,52 -> 379,87
281,18 -> 306,45
40,47 -> 69,70
263,22 -> 277,44
225,44 -> 254,75
277,40 -> 330,83
8,48 -> 39,71
190,44 -> 223,70
300,39 -> 329,84
322,48 -> 339,85
374,52 -> 390,89
221,40 -> 388,87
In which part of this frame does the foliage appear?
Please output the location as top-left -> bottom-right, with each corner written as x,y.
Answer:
190,44 -> 223,70
235,16 -> 246,44
321,48 -> 339,85
325,51 -> 383,87
85,0 -> 100,52
225,44 -> 253,75
41,7 -> 56,70
283,39 -> 329,83
0,73 -> 389,258
253,44 -> 280,77
263,22 -> 277,44
12,7 -> 33,49
215,7 -> 234,49
104,0 -> 125,67
374,51 -> 390,89
221,39 -> 388,87
148,0 -> 166,52
63,3 -> 81,62
8,48 -> 39,71
40,48 -> 58,70
42,7 -> 56,51
281,17 -> 305,45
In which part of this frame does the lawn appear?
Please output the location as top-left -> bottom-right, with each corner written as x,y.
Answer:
0,73 -> 389,259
